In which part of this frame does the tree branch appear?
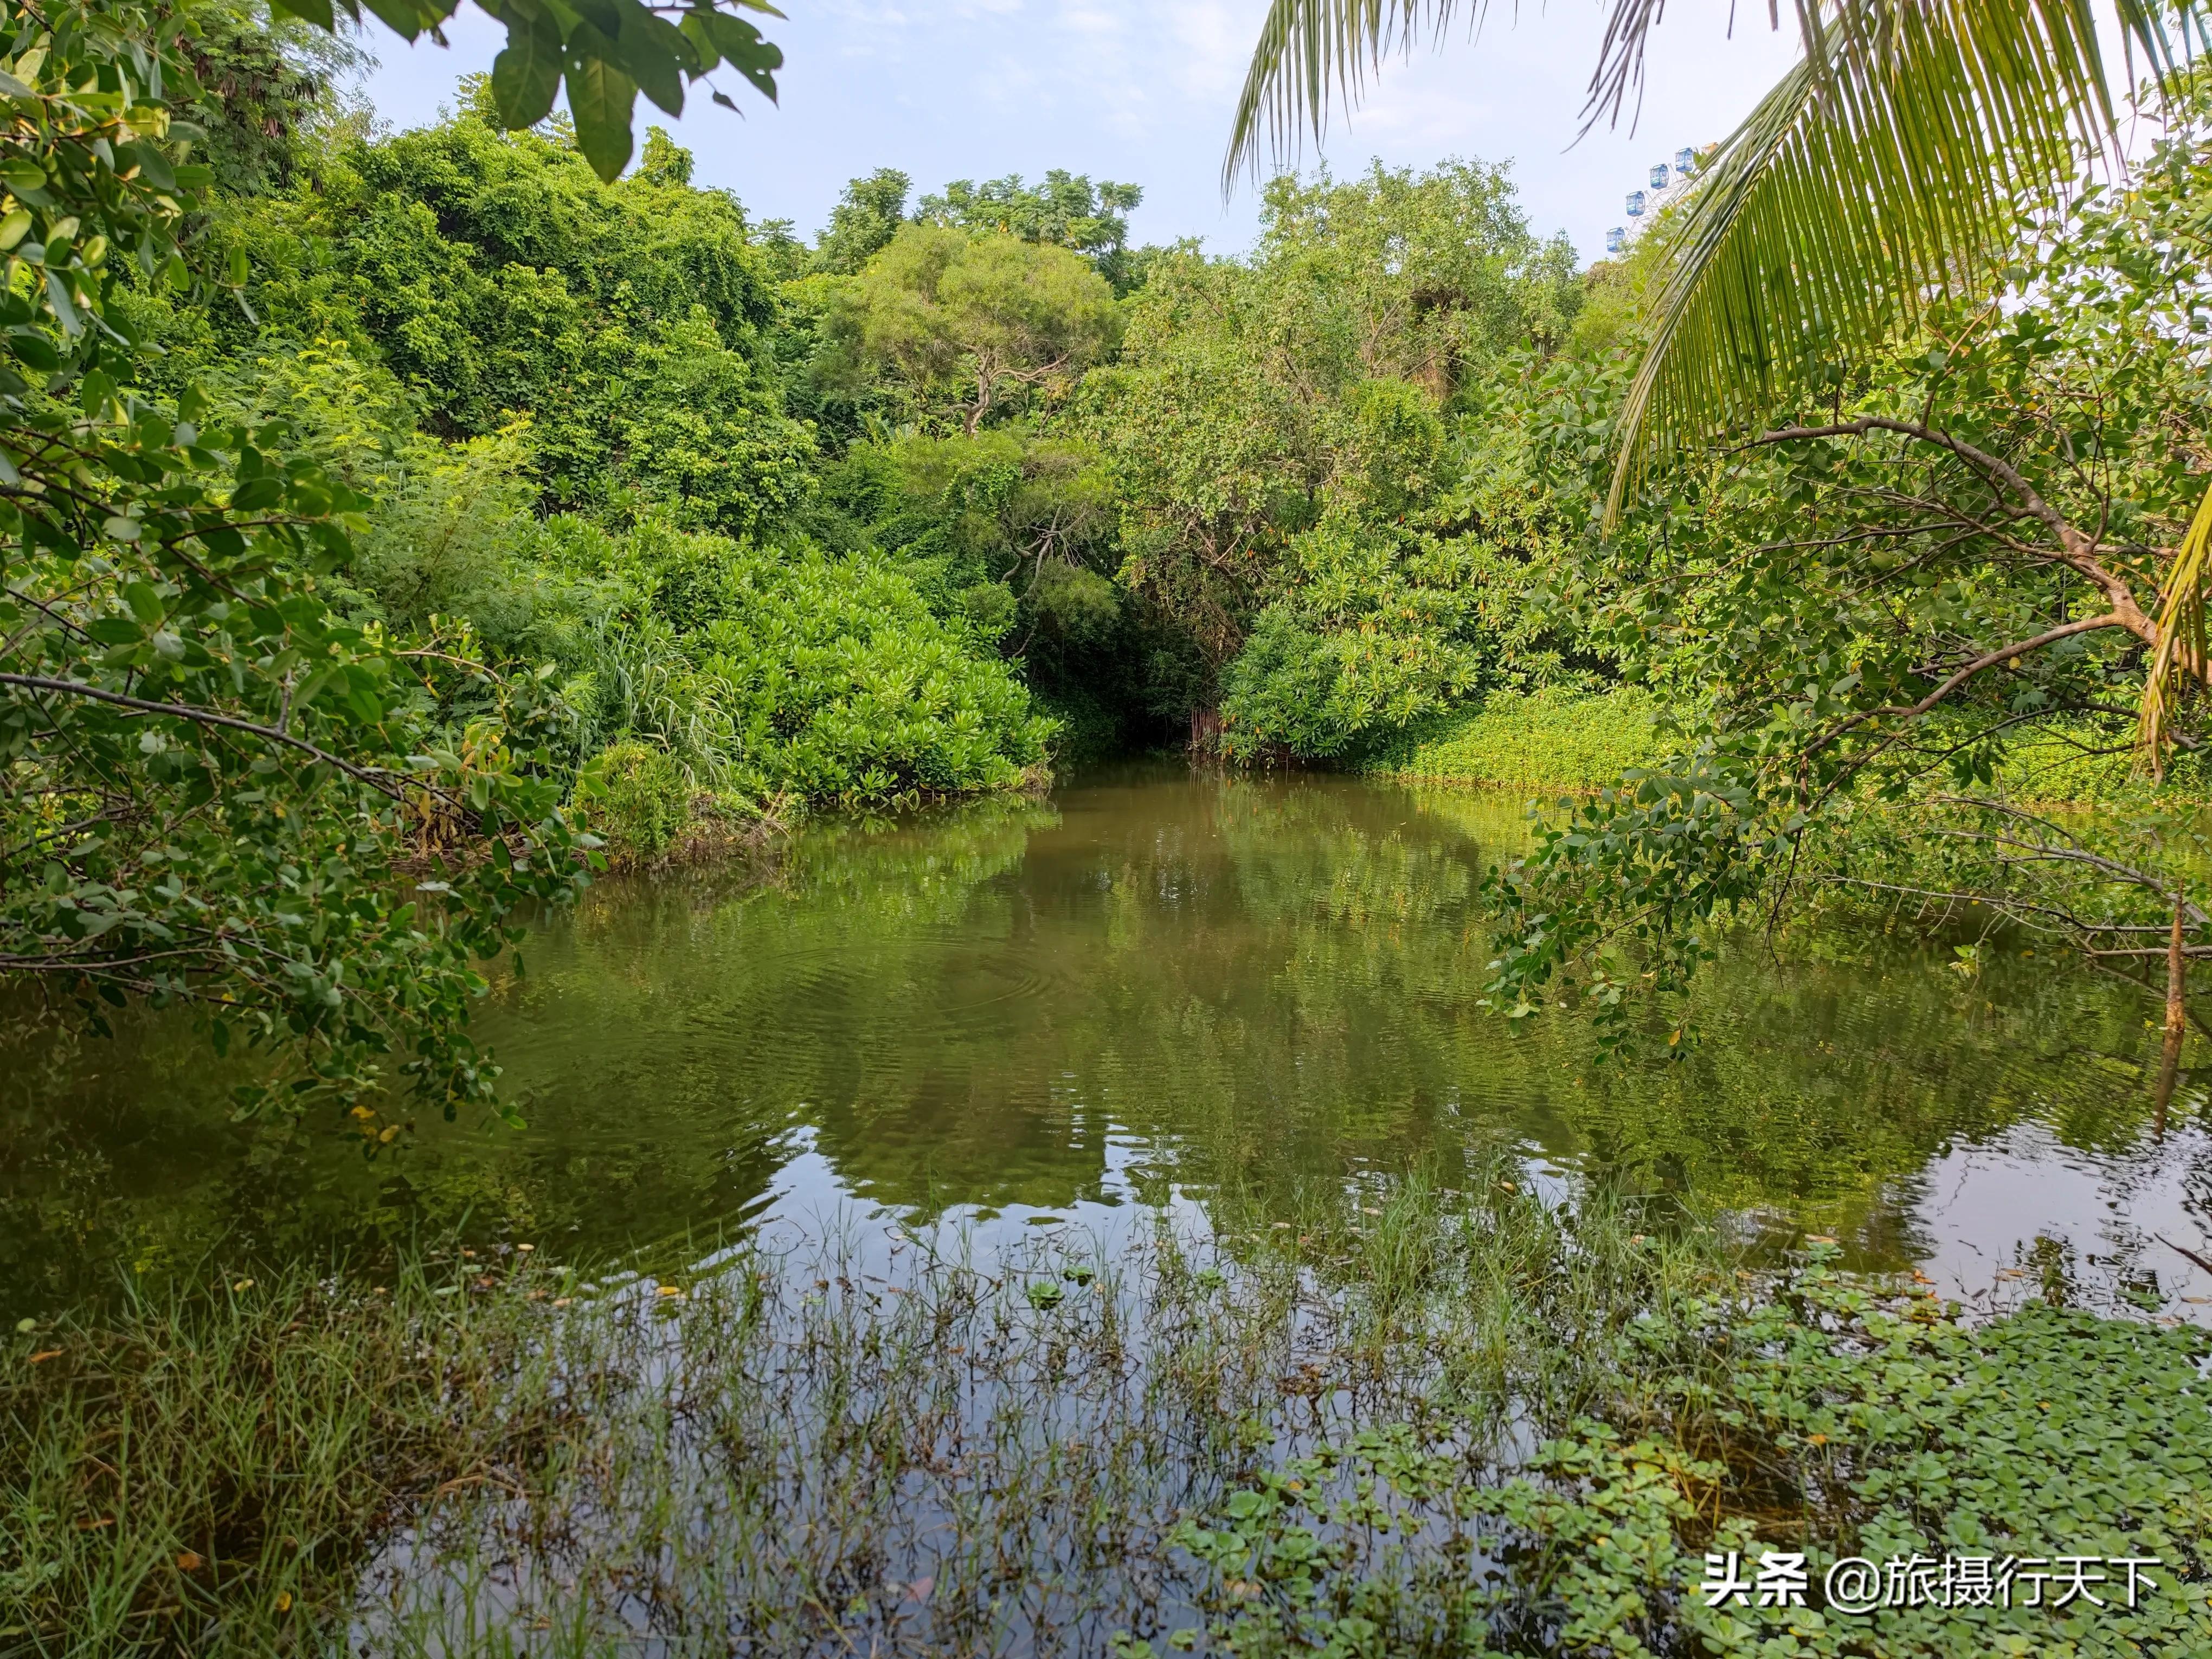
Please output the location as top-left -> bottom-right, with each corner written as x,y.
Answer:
1753,417 -> 2155,639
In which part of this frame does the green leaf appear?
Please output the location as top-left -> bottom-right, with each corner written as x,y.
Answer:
679,9 -> 722,72
0,160 -> 45,194
124,139 -> 174,192
491,0 -> 564,129
700,12 -> 780,100
42,271 -> 78,335
123,581 -> 162,625
613,0 -> 692,116
8,331 -> 60,372
356,0 -> 434,42
564,30 -> 638,182
265,0 -> 336,27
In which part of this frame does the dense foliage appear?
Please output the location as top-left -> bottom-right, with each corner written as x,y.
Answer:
11,0 -> 2212,1112
0,0 -> 593,1125
0,2 -> 1056,1116
1477,85 -> 2212,1045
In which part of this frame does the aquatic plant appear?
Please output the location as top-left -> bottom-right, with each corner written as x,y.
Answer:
7,1171 -> 2204,1655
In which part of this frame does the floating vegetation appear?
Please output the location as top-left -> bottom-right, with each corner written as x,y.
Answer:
4,1169 -> 2208,1655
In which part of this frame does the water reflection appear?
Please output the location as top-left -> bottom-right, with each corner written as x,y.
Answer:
5,761 -> 2211,1318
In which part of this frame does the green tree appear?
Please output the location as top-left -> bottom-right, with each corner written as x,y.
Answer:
1230,0 -> 2204,510
0,0 -> 593,1118
812,429 -> 1149,755
211,104 -> 812,524
175,0 -> 360,195
843,223 -> 1122,436
917,169 -> 1146,292
1478,102 -> 2212,1044
1234,1 -> 2212,1036
813,165 -> 910,275
1085,160 -> 1571,711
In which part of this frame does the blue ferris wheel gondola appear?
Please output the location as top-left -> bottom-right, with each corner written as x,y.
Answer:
1650,163 -> 1669,190
1605,227 -> 1625,253
1675,146 -> 1695,175
1625,191 -> 1645,217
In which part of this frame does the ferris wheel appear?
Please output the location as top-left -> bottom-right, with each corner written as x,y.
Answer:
1605,146 -> 1700,255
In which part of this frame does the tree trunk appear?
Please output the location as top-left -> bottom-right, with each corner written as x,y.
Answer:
1188,707 -> 1223,757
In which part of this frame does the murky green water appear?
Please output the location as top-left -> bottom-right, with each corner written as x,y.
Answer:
6,762 -> 2210,1320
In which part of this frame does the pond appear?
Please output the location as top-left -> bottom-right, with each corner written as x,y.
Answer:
5,761 -> 2209,1322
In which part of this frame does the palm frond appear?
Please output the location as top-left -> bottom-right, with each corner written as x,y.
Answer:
1224,0 -> 1475,188
1605,0 -> 2159,520
2139,477 -> 2212,776
1229,1 -> 2203,517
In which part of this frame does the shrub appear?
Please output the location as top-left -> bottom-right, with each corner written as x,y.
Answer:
577,741 -> 692,864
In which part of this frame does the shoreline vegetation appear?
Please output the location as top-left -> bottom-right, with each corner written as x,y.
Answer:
4,1168 -> 2206,1655
1355,687 -> 2212,808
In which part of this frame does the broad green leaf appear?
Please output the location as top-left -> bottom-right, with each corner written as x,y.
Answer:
42,271 -> 78,335
356,0 -> 434,42
700,11 -> 780,100
9,331 -> 60,371
123,139 -> 174,192
491,0 -> 564,128
679,8 -> 722,72
564,30 -> 638,182
613,0 -> 693,115
123,581 -> 163,624
265,0 -> 337,28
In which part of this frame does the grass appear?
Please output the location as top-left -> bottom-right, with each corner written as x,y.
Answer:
1359,691 -> 2212,809
1361,688 -> 1660,794
4,1165 -> 2208,1656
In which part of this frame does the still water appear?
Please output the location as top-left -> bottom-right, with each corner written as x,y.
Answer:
6,763 -> 2210,1320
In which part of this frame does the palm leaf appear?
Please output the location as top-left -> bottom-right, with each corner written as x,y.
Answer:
1224,1 -> 1472,188
1227,0 -> 2202,512
1607,0 -> 2151,519
2140,477 -> 2212,776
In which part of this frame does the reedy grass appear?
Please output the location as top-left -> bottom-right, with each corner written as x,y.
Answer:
2,1162 -> 1751,1657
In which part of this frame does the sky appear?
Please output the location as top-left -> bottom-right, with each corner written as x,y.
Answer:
353,1 -> 1805,265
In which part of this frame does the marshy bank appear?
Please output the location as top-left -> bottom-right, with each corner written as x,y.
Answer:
5,1169 -> 2207,1656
